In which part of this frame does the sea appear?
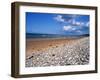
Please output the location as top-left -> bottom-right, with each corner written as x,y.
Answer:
26,33 -> 89,39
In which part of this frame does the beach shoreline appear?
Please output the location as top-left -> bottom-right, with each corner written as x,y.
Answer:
26,37 -> 82,57
26,37 -> 89,67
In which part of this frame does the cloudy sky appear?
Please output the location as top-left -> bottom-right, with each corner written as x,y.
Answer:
26,12 -> 90,35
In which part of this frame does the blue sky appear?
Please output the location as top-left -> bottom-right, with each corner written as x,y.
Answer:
26,12 -> 90,35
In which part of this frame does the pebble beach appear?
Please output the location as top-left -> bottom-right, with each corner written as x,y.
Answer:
26,37 -> 89,67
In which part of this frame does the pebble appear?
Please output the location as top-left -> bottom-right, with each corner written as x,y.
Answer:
26,37 -> 90,67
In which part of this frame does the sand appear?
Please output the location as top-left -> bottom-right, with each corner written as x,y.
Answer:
26,38 -> 78,57
26,37 -> 89,67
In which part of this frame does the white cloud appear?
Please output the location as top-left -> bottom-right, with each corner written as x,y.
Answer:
72,19 -> 83,27
71,19 -> 89,27
72,28 -> 76,31
80,22 -> 85,26
63,26 -> 72,31
76,22 -> 81,25
76,30 -> 82,33
63,25 -> 77,31
54,15 -> 64,22
72,19 -> 76,24
86,22 -> 90,27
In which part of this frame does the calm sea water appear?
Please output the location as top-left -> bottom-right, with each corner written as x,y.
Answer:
26,33 -> 89,39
